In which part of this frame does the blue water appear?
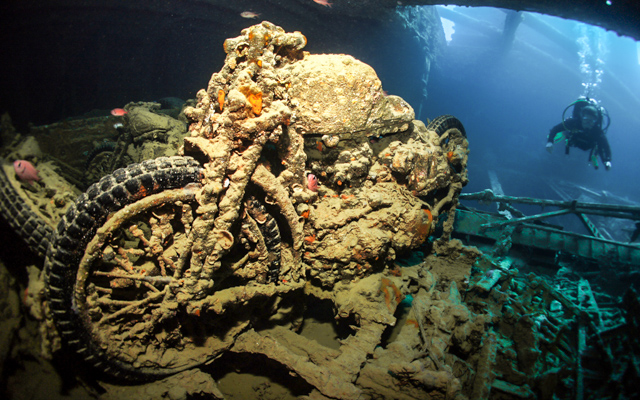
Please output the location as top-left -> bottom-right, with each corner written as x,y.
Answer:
423,7 -> 640,203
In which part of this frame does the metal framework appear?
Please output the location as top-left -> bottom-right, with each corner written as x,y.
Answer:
456,190 -> 640,265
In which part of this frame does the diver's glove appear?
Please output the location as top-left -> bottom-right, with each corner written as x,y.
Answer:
605,161 -> 612,170
545,142 -> 553,153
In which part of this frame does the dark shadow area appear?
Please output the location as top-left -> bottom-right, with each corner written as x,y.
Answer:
205,352 -> 314,398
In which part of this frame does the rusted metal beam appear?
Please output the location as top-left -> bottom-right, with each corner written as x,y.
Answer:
454,208 -> 640,266
461,190 -> 640,220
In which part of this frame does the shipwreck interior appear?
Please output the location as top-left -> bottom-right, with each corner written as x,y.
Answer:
1,1 -> 639,400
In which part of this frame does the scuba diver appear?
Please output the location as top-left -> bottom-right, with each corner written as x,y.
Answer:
546,97 -> 612,170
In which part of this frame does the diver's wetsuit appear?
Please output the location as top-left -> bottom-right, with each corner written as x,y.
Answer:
547,117 -> 612,164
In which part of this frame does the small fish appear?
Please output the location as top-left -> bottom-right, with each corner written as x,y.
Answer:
13,160 -> 40,185
111,108 -> 128,116
313,0 -> 332,7
113,122 -> 124,129
240,11 -> 260,19
307,174 -> 318,192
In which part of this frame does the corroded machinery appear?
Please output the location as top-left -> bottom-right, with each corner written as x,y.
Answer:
3,21 -> 638,400
37,21 -> 470,393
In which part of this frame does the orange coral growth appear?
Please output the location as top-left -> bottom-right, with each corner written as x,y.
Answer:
353,247 -> 365,261
380,278 -> 404,313
248,92 -> 262,115
304,234 -> 316,244
133,183 -> 148,199
257,59 -> 263,68
301,210 -> 310,219
388,266 -> 402,277
239,86 -> 263,116
405,319 -> 420,328
423,209 -> 433,224
447,151 -> 454,161
194,309 -> 201,317
414,209 -> 434,243
316,141 -> 323,152
218,89 -> 225,111
380,277 -> 404,313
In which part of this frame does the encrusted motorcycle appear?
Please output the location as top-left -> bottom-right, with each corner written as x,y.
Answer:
40,22 -> 469,384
